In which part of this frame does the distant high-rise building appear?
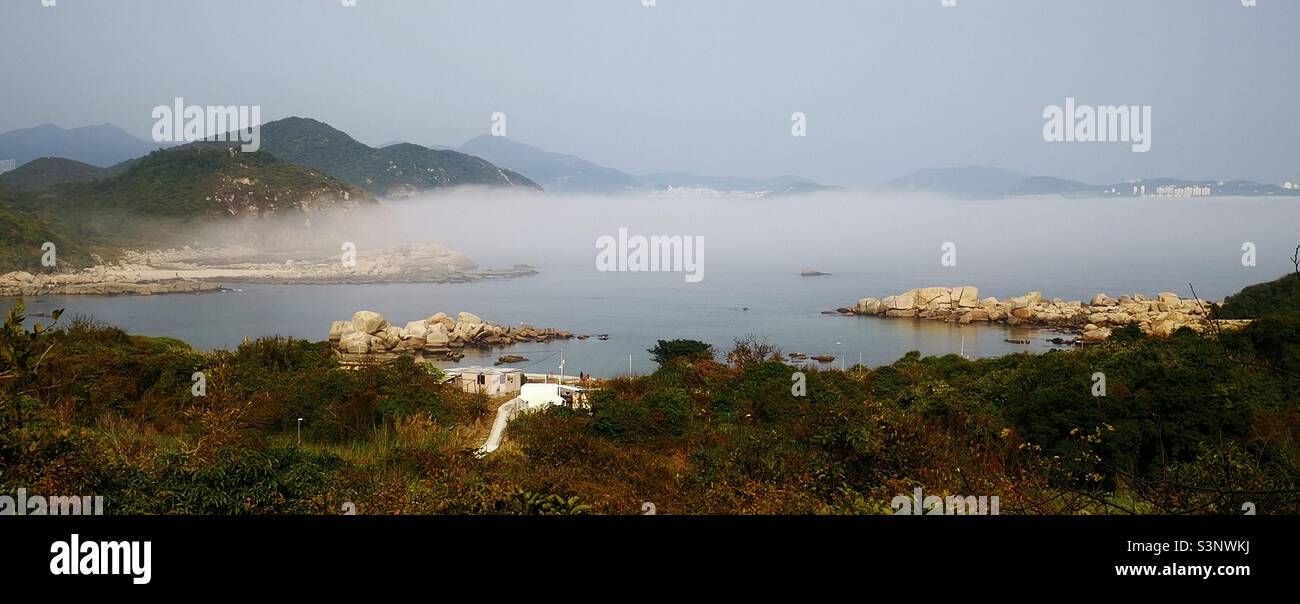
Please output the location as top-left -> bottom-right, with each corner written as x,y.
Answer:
0,159 -> 16,175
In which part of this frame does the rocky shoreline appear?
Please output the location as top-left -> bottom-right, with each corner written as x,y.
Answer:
329,310 -> 585,362
0,270 -> 223,296
841,286 -> 1249,342
0,243 -> 538,297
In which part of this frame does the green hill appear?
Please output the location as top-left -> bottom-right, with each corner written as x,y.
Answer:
7,147 -> 377,247
15,147 -> 374,218
195,117 -> 541,196
0,182 -> 93,272
1218,270 -> 1300,318
0,157 -> 111,191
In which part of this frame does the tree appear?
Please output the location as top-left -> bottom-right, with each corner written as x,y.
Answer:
647,339 -> 714,366
726,334 -> 782,367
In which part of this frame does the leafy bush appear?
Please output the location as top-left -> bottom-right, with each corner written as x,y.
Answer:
1218,271 -> 1300,318
647,339 -> 715,366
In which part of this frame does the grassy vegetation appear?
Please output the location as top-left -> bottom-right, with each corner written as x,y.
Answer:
2,276 -> 1298,515
0,157 -> 110,191
226,117 -> 541,195
0,147 -> 377,265
0,116 -> 538,273
0,182 -> 94,272
1218,268 -> 1300,319
13,147 -> 374,220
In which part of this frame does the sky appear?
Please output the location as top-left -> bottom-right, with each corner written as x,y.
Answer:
0,0 -> 1296,186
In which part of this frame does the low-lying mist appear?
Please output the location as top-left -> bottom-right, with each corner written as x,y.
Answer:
172,187 -> 1300,300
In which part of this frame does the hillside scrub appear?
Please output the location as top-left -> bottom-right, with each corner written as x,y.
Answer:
2,278 -> 1298,514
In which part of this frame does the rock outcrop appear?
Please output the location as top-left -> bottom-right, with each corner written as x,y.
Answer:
847,286 -> 1247,342
0,270 -> 222,296
328,310 -> 577,360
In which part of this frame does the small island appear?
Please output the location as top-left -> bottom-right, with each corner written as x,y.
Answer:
841,286 -> 1249,342
329,310 -> 577,362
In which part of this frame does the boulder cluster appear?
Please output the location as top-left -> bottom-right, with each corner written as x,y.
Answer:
329,310 -> 574,357
847,286 -> 1232,342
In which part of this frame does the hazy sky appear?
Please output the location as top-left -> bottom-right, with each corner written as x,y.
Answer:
1,0 -> 1296,185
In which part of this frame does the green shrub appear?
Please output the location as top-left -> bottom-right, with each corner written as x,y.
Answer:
647,339 -> 714,366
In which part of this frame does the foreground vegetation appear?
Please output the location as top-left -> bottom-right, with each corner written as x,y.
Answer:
2,273 -> 1298,515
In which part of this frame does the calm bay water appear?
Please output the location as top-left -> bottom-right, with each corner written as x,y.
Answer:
20,268 -> 1069,377
14,194 -> 1300,376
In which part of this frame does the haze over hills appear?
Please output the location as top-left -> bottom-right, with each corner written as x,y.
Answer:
459,135 -> 641,194
193,118 -> 540,197
455,134 -> 836,196
878,166 -> 1032,199
4,147 -> 376,252
0,180 -> 92,272
0,123 -> 167,168
880,165 -> 1300,199
0,157 -> 114,191
36,147 -> 374,218
1,120 -> 836,198
637,172 -> 839,196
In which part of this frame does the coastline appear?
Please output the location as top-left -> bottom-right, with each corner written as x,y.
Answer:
841,286 -> 1250,342
0,243 -> 539,296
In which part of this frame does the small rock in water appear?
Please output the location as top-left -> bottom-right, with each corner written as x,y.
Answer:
495,354 -> 529,366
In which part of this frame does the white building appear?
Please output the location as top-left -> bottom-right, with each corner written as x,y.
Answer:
1154,184 -> 1211,197
445,366 -> 522,396
0,159 -> 16,175
518,383 -> 589,411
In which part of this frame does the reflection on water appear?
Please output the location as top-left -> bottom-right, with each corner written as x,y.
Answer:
9,193 -> 1298,376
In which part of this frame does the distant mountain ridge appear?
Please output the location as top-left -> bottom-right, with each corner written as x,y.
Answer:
454,135 -> 835,195
2,121 -> 836,198
880,166 -> 1300,199
637,172 -> 838,196
192,117 -> 540,197
0,157 -> 115,191
459,135 -> 641,194
0,123 -> 166,168
878,166 -> 1031,199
